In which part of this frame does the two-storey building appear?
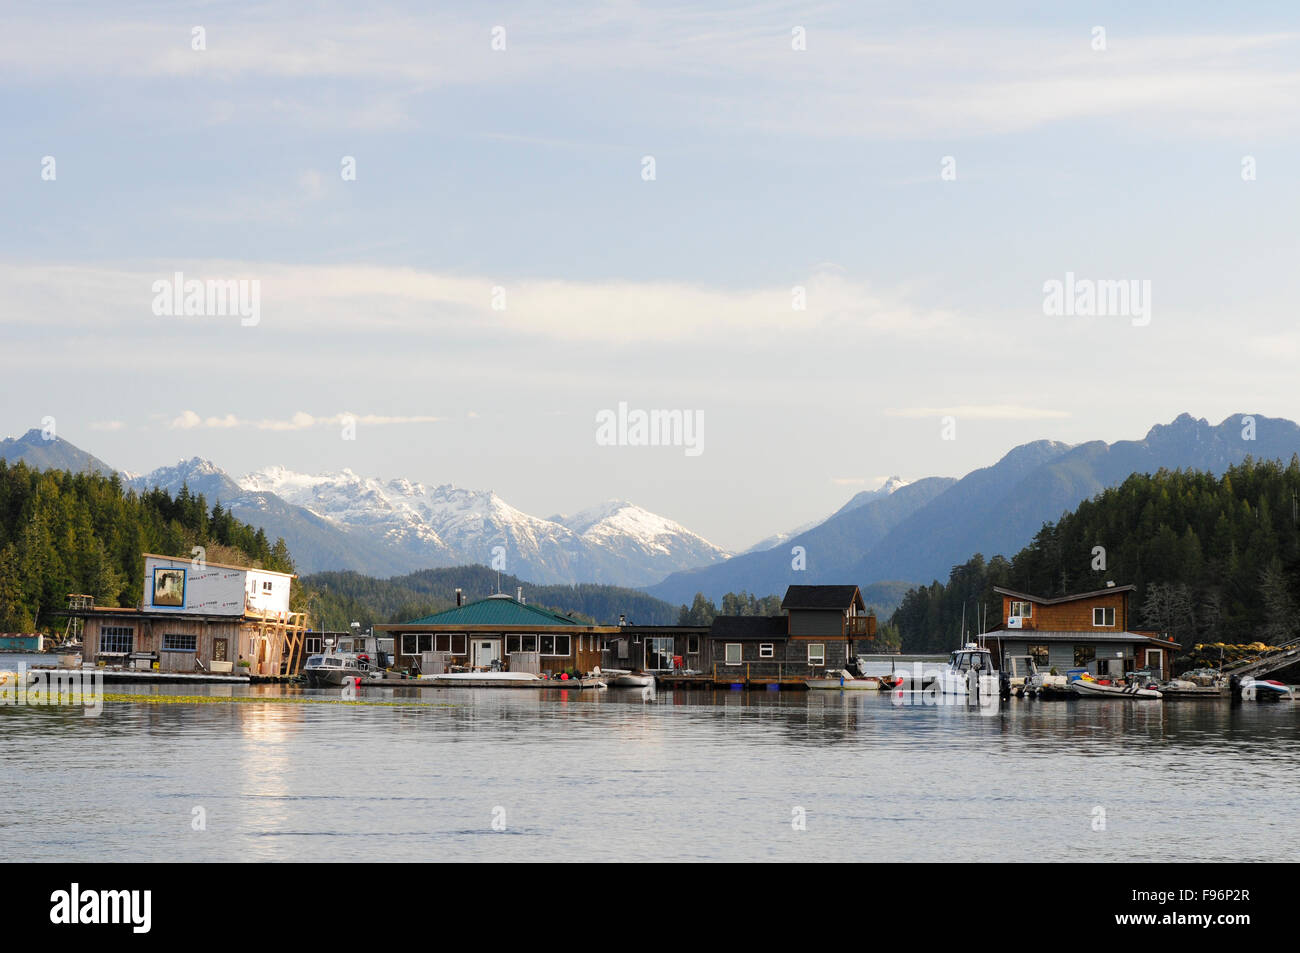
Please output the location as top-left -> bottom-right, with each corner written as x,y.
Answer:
987,583 -> 1179,679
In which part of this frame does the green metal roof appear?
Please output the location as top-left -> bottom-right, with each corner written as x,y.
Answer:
402,595 -> 584,628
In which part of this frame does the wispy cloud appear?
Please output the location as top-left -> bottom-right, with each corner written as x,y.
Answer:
168,410 -> 441,430
0,260 -> 956,345
884,405 -> 1071,420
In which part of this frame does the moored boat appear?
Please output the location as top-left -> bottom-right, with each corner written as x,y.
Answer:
602,670 -> 655,688
805,670 -> 887,690
1239,677 -> 1294,701
1069,676 -> 1162,699
303,652 -> 369,686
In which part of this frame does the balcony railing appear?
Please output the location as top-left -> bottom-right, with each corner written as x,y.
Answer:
845,616 -> 876,637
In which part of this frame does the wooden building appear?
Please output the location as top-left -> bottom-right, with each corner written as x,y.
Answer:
76,554 -> 306,677
602,624 -> 710,673
985,584 -> 1179,679
704,585 -> 874,684
376,591 -> 617,675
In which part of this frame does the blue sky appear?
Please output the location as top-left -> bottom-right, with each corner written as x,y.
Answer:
3,1 -> 1299,551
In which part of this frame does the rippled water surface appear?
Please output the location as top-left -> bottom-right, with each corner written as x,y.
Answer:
3,662 -> 1298,862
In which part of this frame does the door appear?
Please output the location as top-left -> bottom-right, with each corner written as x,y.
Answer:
1145,649 -> 1163,679
474,639 -> 501,669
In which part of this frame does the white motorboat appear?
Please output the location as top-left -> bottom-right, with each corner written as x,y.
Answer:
896,643 -> 1000,696
601,669 -> 656,688
806,669 -> 889,691
1070,677 -> 1162,699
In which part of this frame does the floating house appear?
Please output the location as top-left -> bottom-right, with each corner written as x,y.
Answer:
375,589 -> 615,675
603,623 -> 710,673
705,585 -> 873,684
986,584 -> 1179,679
75,553 -> 306,676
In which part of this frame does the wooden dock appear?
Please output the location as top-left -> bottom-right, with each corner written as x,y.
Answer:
28,666 -> 251,685
359,674 -> 608,690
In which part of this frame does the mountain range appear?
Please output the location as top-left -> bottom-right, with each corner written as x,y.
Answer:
645,413 -> 1300,605
0,429 -> 728,587
4,413 -> 1299,610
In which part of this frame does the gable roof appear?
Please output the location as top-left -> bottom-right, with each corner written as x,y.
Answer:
400,594 -> 584,628
993,585 -> 1136,606
710,615 -> 788,639
781,585 -> 864,612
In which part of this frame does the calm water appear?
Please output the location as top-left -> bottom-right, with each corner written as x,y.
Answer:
3,654 -> 1299,862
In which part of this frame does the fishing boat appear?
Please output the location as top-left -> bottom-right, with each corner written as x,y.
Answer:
302,635 -> 372,687
1239,677 -> 1293,701
1069,675 -> 1162,699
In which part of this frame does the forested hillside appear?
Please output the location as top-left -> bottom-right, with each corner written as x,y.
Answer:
303,565 -> 682,629
0,461 -> 295,632
891,458 -> 1300,653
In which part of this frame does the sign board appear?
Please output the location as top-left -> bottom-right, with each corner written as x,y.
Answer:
144,556 -> 246,615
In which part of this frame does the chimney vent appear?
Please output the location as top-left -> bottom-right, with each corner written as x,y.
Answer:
516,586 -> 524,603
618,614 -> 626,627
455,588 -> 463,606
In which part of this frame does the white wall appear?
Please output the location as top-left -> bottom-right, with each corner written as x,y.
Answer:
142,556 -> 291,616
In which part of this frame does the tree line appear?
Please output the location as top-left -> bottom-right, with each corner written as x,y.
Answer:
0,461 -> 295,632
891,457 -> 1300,653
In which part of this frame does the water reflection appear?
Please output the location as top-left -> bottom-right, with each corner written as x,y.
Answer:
3,680 -> 1298,861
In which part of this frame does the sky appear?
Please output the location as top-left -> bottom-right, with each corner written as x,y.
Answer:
2,1 -> 1299,552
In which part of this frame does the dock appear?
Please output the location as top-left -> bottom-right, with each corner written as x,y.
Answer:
360,674 -> 608,690
28,665 -> 251,685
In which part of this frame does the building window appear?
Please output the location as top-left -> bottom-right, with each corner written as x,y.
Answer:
1028,644 -> 1049,666
724,643 -> 742,665
807,643 -> 826,666
1010,601 -> 1032,619
1093,607 -> 1115,627
163,633 -> 198,652
1074,645 -> 1096,667
262,580 -> 273,593
759,643 -> 775,659
401,634 -> 418,656
305,636 -> 322,654
101,626 -> 134,654
687,635 -> 700,654
645,636 -> 675,669
506,634 -> 539,654
213,638 -> 228,662
539,634 -> 572,656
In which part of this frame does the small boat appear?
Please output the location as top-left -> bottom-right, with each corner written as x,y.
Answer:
1070,676 -> 1162,699
1240,678 -> 1293,701
602,669 -> 656,688
806,670 -> 886,691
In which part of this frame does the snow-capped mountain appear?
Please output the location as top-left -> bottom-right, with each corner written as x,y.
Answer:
129,459 -> 731,586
